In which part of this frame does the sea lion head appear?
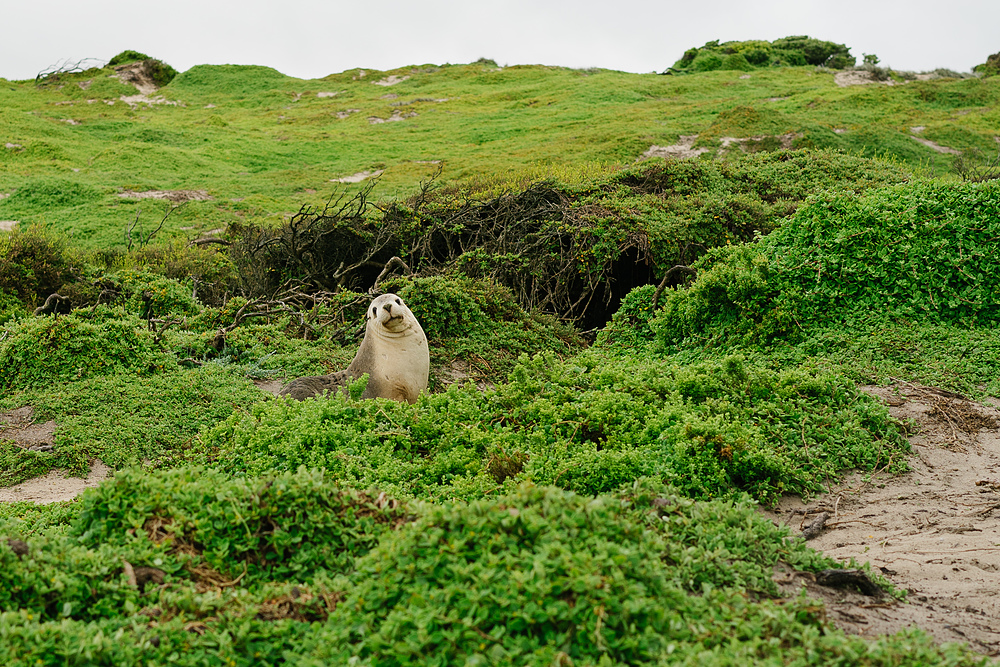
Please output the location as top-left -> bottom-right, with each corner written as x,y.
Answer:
367,293 -> 419,335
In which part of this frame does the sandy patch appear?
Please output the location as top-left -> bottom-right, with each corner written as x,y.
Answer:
119,94 -> 181,109
113,62 -> 159,96
0,461 -> 112,504
335,109 -> 360,119
765,382 -> 1000,655
834,70 -> 898,87
332,169 -> 384,184
764,96 -> 789,102
373,75 -> 410,87
380,93 -> 399,100
910,126 -> 926,134
118,190 -> 212,202
0,407 -> 55,452
5,143 -> 22,150
0,221 -> 18,232
368,110 -> 417,124
253,379 -> 285,396
720,132 -> 800,150
833,128 -> 848,134
317,91 -> 342,98
910,136 -> 962,155
642,135 -> 709,160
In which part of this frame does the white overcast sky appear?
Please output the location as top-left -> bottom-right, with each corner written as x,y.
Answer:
1,0 -> 997,81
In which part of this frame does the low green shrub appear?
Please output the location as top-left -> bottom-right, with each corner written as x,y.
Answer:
0,225 -> 78,308
0,313 -> 168,392
652,180 -> 1000,348
107,51 -> 151,67
2,364 -> 267,470
73,467 -> 409,584
0,479 -> 981,666
672,36 -> 855,72
203,351 -> 907,504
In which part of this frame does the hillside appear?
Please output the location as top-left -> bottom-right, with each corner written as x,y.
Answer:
1,55 -> 998,247
1,49 -> 1000,665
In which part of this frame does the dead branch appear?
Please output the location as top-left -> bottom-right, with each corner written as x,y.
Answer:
189,238 -> 232,247
372,256 -> 411,292
800,512 -> 830,540
652,265 -> 698,308
126,202 -> 186,252
35,57 -> 106,85
33,293 -> 69,316
814,568 -> 884,597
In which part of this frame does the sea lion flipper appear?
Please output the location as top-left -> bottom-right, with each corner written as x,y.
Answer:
277,371 -> 349,401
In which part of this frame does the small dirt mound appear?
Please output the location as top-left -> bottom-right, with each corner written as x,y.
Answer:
114,62 -> 160,96
765,382 -> 1000,655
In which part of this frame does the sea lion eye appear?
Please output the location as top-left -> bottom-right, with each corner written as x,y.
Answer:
372,307 -> 377,316
395,298 -> 402,305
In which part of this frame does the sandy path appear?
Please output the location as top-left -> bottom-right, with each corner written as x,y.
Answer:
0,461 -> 112,504
765,383 -> 1000,655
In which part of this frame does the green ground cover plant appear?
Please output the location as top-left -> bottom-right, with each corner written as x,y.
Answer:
201,350 -> 907,504
0,477 -> 981,666
650,179 -> 1000,349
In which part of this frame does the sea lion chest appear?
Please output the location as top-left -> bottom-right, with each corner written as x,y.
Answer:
350,325 -> 429,404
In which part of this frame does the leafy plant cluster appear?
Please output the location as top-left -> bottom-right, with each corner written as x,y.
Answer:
202,350 -> 908,504
0,477 -> 982,666
671,36 -> 855,73
0,311 -> 168,393
973,51 -> 999,77
649,180 -> 1000,348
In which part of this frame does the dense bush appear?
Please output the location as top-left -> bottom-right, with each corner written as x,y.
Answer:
0,225 -> 78,307
223,151 -> 907,326
73,467 -> 409,583
107,51 -> 151,67
653,180 -> 1000,347
672,36 -> 855,72
0,312 -> 168,392
5,480 -> 978,667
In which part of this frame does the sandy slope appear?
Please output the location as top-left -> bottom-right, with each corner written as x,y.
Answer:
766,382 -> 1000,656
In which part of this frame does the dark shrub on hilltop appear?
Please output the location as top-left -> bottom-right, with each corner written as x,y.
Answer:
672,36 -> 855,73
974,51 -> 1000,77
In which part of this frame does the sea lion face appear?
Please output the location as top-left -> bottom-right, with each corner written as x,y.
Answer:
368,293 -> 417,334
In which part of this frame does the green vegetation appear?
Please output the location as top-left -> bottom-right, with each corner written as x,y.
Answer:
1,47 -> 998,665
973,51 -> 999,77
672,36 -> 856,73
1,50 -> 997,253
649,180 -> 1000,348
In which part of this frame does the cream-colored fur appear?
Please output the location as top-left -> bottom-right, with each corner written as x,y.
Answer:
279,294 -> 429,403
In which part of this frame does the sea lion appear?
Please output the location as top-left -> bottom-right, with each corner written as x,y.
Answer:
278,293 -> 429,403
